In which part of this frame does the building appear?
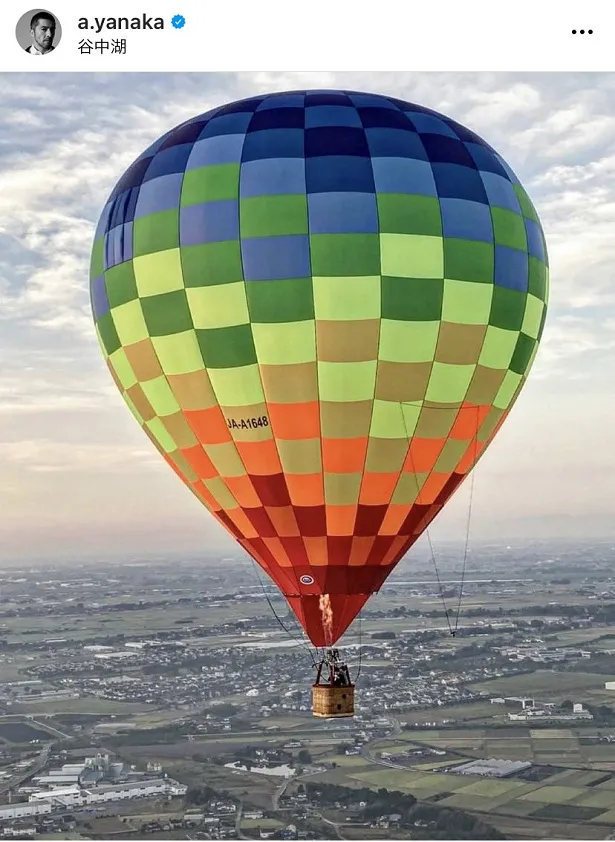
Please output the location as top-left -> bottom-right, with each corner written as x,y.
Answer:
452,758 -> 531,778
28,779 -> 187,808
29,786 -> 83,807
504,696 -> 534,709
32,763 -> 89,788
0,802 -> 52,820
14,690 -> 79,703
31,776 -> 80,787
93,651 -> 139,660
55,765 -> 87,776
605,681 -> 615,690
509,709 -> 593,722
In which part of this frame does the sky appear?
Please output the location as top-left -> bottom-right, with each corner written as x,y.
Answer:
1,71 -> 614,563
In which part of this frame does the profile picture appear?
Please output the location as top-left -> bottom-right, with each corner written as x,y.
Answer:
16,9 -> 62,55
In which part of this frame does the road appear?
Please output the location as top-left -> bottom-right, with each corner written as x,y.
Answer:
234,798 -> 249,840
360,717 -> 405,768
272,779 -> 290,811
317,812 -> 344,840
29,717 -> 73,740
0,744 -> 51,795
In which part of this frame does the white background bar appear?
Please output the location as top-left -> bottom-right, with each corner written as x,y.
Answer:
1,0 -> 612,72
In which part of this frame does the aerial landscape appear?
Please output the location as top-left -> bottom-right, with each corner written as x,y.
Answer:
2,70 -> 615,841
2,544 -> 615,840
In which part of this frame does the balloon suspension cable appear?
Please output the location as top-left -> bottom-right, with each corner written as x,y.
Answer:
400,402 -> 454,635
400,402 -> 481,638
424,521 -> 455,636
247,558 -> 318,668
451,408 -> 480,636
354,609 -> 363,683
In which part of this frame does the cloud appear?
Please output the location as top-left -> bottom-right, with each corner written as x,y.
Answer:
1,72 -> 615,551
0,439 -> 158,473
1,71 -> 613,336
532,314 -> 615,379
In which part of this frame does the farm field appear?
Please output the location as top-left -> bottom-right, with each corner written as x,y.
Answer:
477,812 -> 608,839
264,723 -> 615,838
241,818 -> 284,829
308,762 -> 615,831
14,697 -> 157,716
322,755 -> 371,769
404,701 -> 503,724
552,628 -> 615,646
470,670 -> 610,700
0,602 -> 300,646
149,758 -> 279,810
254,716 -> 311,729
375,726 -> 615,770
124,732 -> 306,760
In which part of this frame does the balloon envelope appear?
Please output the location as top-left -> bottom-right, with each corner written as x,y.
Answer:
90,90 -> 549,647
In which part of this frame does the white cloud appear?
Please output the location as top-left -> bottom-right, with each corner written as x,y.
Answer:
462,83 -> 543,126
538,315 -> 615,364
0,439 -> 158,473
1,71 -> 615,551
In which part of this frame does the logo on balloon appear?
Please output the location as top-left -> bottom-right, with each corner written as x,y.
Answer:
300,575 -> 315,586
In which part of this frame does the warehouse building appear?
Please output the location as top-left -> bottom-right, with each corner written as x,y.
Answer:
451,758 -> 531,778
28,778 -> 187,807
0,802 -> 52,820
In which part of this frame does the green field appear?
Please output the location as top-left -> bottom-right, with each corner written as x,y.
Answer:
458,779 -> 527,798
572,790 -> 615,809
15,697 -> 156,716
323,755 -> 371,768
241,818 -> 283,829
518,785 -> 586,803
380,726 -> 615,772
405,701 -> 502,724
546,769 -> 607,786
255,716 -> 311,729
130,757 -> 279,811
593,808 -> 615,824
0,602 -> 293,646
293,724 -> 615,836
530,729 -> 575,740
471,670 -> 609,700
552,629 -> 615,646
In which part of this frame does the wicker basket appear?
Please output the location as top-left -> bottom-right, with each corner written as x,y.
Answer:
312,684 -> 355,718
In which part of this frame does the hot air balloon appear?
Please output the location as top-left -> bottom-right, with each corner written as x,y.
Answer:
90,90 -> 548,718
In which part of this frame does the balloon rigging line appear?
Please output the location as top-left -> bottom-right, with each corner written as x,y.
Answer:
247,557 -> 319,667
400,401 -> 464,637
452,408 -> 480,635
422,515 -> 454,635
354,609 -> 363,683
400,402 -> 454,635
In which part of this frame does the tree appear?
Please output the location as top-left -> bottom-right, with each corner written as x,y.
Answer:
298,749 -> 312,764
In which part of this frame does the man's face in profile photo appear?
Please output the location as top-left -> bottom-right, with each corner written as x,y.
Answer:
29,13 -> 55,53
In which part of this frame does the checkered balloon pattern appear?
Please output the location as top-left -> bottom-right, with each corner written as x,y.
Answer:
90,90 -> 549,647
